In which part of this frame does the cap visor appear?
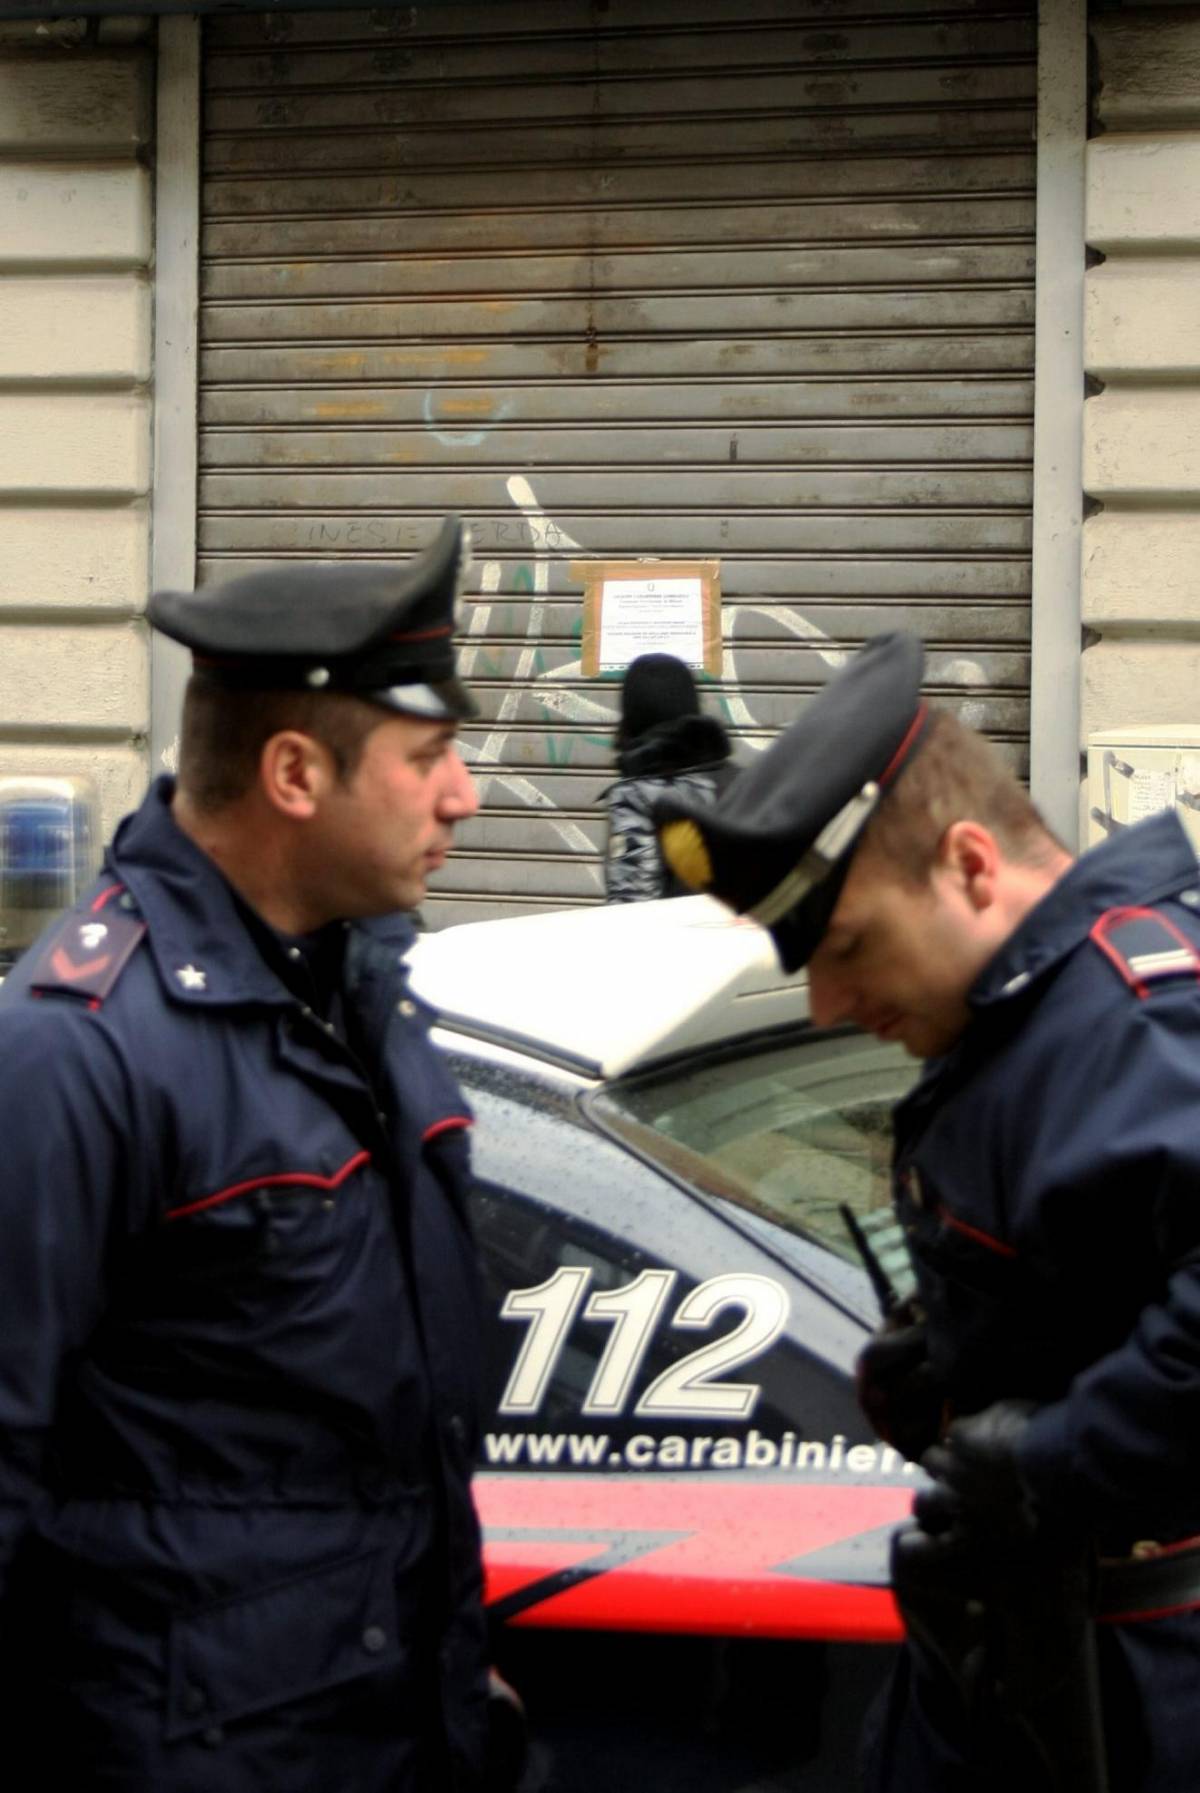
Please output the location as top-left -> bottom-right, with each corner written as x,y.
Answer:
766,854 -> 853,974
371,677 -> 477,721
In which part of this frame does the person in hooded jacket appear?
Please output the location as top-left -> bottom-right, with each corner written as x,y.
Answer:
602,652 -> 738,902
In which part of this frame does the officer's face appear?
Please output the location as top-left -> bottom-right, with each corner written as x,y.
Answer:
312,714 -> 478,915
806,842 -> 994,1059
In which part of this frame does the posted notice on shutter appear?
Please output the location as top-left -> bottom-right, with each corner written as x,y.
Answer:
574,558 -> 722,677
598,576 -> 705,671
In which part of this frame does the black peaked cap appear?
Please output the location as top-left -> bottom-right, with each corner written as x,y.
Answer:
149,517 -> 476,721
655,633 -> 928,971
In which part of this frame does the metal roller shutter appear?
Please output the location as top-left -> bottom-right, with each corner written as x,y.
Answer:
198,0 -> 1037,925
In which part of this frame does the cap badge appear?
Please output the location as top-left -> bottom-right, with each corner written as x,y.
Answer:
305,666 -> 331,688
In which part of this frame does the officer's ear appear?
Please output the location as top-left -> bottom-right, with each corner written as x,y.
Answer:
258,730 -> 335,821
937,819 -> 1001,913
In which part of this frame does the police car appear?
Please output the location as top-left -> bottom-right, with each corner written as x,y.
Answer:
408,898 -> 919,1785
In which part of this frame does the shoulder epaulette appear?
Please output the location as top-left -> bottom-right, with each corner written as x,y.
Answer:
1089,904 -> 1200,999
27,887 -> 146,1004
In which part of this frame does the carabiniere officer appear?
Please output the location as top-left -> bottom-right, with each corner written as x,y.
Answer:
0,522 -> 491,1791
656,632 -> 1200,1793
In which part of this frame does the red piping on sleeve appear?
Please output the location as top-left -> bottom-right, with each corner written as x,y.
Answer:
167,1148 -> 372,1222
423,1115 -> 473,1144
1098,1534 -> 1200,1624
937,1205 -> 1018,1259
1150,1532 -> 1200,1558
91,883 -> 125,913
1099,1596 -> 1200,1626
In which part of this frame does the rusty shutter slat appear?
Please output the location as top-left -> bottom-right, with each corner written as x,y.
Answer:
204,151 -> 1035,206
199,0 -> 1036,925
203,376 -> 1035,427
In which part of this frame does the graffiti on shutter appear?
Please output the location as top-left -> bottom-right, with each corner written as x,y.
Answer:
199,0 -> 1036,924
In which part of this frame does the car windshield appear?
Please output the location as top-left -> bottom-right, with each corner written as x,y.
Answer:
593,1030 -> 918,1267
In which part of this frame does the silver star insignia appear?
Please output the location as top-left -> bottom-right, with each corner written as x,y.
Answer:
175,964 -> 207,990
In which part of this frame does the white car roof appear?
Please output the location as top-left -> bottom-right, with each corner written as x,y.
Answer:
406,895 -> 810,1079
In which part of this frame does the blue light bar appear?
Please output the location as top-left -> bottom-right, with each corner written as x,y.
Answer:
0,776 -> 101,967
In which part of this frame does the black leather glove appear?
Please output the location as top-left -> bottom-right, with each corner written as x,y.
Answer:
917,1399 -> 1039,1544
855,1304 -> 944,1463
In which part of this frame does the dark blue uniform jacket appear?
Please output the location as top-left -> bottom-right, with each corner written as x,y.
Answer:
892,809 -> 1200,1790
0,779 -> 487,1791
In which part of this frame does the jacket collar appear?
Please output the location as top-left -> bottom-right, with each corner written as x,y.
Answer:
970,809 -> 1200,1012
105,777 -> 295,1007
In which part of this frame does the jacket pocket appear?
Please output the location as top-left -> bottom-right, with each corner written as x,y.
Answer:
165,1547 -> 400,1740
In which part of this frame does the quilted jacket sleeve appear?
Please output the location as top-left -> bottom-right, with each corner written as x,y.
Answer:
603,780 -> 665,903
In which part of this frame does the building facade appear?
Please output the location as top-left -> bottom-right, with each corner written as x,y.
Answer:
0,1 -> 1194,923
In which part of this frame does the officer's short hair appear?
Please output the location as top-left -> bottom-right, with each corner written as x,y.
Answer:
177,675 -> 384,814
861,708 -> 1062,885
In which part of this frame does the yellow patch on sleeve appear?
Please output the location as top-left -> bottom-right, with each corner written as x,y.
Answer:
659,819 -> 713,890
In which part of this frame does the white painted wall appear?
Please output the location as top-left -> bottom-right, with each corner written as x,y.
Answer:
1084,7 -> 1200,735
0,16 -> 153,838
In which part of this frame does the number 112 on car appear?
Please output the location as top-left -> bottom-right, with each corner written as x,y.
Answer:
498,1267 -> 788,1422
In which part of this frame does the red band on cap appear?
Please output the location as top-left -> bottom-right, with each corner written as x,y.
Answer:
879,702 -> 929,789
388,624 -> 453,644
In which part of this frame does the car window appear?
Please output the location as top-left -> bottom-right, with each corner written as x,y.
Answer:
448,1069 -> 874,1458
592,1031 -> 918,1267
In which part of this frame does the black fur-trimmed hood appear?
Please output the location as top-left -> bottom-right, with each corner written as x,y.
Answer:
615,712 -> 732,780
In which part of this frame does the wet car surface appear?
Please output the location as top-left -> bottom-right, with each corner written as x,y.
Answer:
409,897 -> 919,1785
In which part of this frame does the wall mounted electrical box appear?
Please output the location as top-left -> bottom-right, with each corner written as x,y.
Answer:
1087,726 -> 1200,853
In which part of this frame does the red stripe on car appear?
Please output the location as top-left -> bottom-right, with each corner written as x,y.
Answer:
475,1474 -> 909,1644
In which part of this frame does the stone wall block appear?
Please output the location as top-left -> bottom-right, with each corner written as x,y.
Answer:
0,276 -> 151,382
0,508 -> 148,612
0,394 -> 150,497
1093,12 -> 1200,133
1082,638 -> 1200,740
1086,258 -> 1200,378
0,52 -> 150,155
1084,387 -> 1200,502
1083,510 -> 1200,627
1087,134 -> 1200,252
0,163 -> 151,266
0,622 -> 148,732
